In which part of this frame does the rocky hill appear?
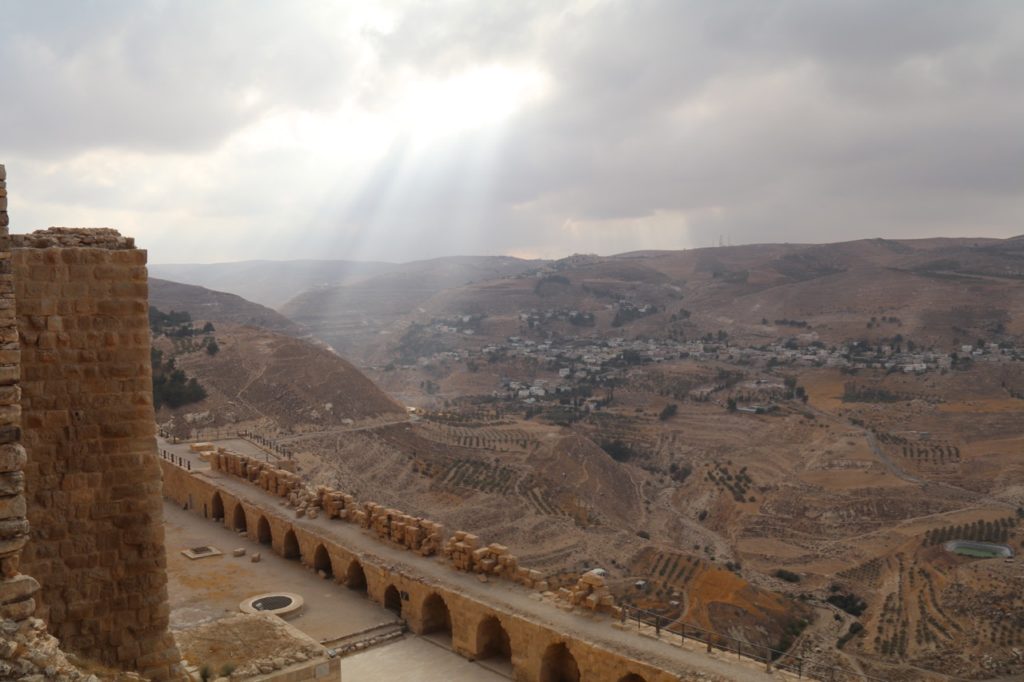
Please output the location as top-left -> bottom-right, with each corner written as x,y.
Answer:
149,277 -> 305,337
362,237 -> 1024,360
155,324 -> 406,436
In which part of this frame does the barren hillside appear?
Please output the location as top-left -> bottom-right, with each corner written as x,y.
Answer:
245,237 -> 1024,367
149,278 -> 305,337
156,325 -> 406,435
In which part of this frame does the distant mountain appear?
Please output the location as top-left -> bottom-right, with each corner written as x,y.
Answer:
279,255 -> 546,360
278,237 -> 1024,361
149,259 -> 398,308
148,278 -> 304,337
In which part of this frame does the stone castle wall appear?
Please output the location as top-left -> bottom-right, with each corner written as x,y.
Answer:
12,227 -> 182,679
162,460 -> 745,682
0,162 -> 39,623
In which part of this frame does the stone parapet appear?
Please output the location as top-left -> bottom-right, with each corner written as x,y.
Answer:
11,226 -> 135,250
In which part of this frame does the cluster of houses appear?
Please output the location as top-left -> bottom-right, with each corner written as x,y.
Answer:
397,323 -> 1024,404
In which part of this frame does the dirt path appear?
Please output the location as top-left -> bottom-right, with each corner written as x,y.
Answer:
863,430 -> 925,485
276,418 -> 413,443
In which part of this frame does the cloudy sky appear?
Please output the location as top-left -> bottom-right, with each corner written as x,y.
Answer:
2,1 -> 1022,264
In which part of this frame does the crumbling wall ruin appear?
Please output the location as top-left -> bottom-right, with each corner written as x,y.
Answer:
9,223 -> 183,679
0,164 -> 39,623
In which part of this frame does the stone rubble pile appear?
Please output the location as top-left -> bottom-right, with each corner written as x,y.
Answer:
553,568 -> 617,614
360,503 -> 444,556
9,227 -> 135,250
209,446 -> 556,588
0,617 -> 100,681
230,647 -> 316,679
209,450 -> 302,500
441,533 -> 540,586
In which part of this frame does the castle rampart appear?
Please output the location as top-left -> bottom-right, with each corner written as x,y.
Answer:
12,227 -> 182,679
162,457 -> 778,682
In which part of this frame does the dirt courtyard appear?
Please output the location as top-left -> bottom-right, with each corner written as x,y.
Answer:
164,499 -> 393,643
163,500 -> 509,680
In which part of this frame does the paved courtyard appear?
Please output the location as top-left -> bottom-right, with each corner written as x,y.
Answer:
342,636 -> 510,681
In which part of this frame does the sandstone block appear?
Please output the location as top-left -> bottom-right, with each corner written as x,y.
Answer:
0,574 -> 39,605
0,471 -> 24,496
0,595 -> 35,621
251,552 -> 261,563
0,494 -> 26,520
0,444 -> 26,472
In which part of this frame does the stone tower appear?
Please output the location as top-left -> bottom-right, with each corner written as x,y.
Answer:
0,164 -> 184,679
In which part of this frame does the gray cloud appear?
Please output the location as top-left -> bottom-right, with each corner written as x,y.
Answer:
2,1 -> 1022,263
0,1 -> 356,156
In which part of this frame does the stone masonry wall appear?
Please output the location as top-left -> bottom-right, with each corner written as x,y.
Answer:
13,228 -> 183,679
0,162 -> 40,623
162,461 -> 752,682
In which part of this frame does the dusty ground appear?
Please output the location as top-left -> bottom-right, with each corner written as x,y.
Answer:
164,501 -> 394,643
342,636 -> 509,682
165,500 -> 518,681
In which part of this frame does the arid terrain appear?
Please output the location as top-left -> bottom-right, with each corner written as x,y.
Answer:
153,236 -> 1024,680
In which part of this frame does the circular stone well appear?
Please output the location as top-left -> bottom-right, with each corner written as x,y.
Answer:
240,592 -> 304,619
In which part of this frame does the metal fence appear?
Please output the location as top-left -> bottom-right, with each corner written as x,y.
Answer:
620,606 -> 889,681
158,448 -> 192,471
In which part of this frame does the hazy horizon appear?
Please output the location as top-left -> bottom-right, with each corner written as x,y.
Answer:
144,232 -> 1017,267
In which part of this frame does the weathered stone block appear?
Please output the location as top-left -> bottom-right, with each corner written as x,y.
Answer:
0,444 -> 26,472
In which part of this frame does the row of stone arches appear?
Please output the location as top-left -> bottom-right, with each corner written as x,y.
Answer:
208,492 -> 647,681
538,643 -> 647,682
232,497 -> 368,594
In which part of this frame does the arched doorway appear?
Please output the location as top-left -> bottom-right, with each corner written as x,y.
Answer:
232,504 -> 247,533
618,675 -> 647,682
346,560 -> 367,593
384,585 -> 402,616
421,593 -> 452,636
257,516 -> 272,545
476,615 -> 511,661
540,642 -> 580,682
313,544 -> 333,579
283,530 -> 300,560
210,492 -> 224,521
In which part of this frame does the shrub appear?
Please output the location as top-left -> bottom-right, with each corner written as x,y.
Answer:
774,569 -> 801,583
837,622 -> 864,649
601,440 -> 636,463
827,592 -> 868,617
